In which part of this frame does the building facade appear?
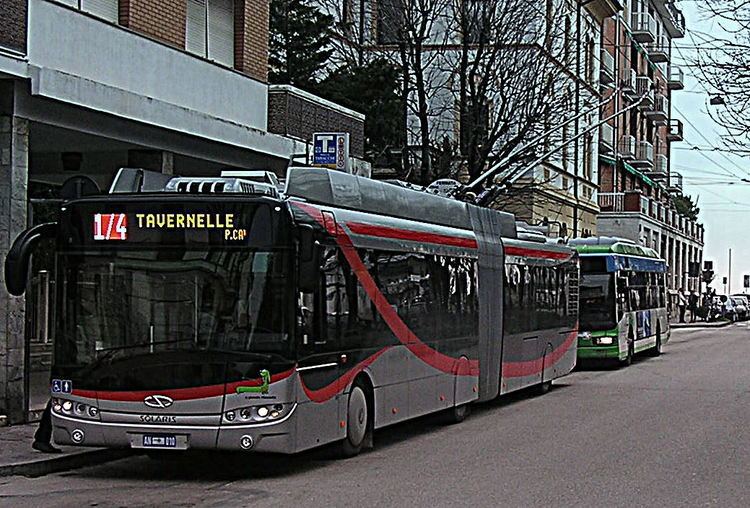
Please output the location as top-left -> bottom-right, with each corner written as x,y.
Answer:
597,0 -> 703,292
0,0 -> 365,423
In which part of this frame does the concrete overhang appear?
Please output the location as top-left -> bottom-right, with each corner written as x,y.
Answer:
583,0 -> 623,24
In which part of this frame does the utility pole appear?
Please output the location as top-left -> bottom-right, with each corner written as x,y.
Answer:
728,248 -> 732,294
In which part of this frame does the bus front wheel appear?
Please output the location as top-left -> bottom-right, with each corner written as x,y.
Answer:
620,339 -> 634,367
649,328 -> 662,357
339,385 -> 368,458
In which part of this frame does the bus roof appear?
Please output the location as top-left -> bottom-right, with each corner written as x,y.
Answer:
569,237 -> 660,259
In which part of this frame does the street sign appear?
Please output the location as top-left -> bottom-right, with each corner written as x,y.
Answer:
744,275 -> 749,288
312,132 -> 350,173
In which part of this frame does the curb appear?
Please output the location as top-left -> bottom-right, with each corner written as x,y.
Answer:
671,321 -> 732,329
0,449 -> 132,478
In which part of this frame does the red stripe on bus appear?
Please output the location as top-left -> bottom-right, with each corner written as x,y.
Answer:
73,368 -> 296,401
501,329 -> 577,378
346,222 -> 478,249
292,201 -> 481,379
504,246 -> 571,260
299,348 -> 390,403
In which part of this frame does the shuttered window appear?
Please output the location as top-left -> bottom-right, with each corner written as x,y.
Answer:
186,0 -> 208,57
53,0 -> 118,23
186,0 -> 235,68
80,0 -> 119,23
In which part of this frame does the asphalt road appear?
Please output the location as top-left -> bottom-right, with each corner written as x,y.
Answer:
2,323 -> 749,508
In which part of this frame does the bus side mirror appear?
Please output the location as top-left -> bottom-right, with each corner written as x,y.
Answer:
4,222 -> 58,296
298,225 -> 319,293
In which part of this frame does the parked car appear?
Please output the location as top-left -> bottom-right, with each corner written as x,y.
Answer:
730,295 -> 749,321
713,295 -> 739,322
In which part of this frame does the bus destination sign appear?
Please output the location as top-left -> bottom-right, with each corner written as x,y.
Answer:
93,212 -> 248,242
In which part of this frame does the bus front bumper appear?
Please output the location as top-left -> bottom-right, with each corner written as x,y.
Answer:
577,345 -> 621,359
52,412 -> 297,454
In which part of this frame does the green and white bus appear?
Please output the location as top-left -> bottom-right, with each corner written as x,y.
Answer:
569,238 -> 669,365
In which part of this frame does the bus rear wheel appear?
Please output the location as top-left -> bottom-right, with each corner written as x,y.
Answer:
339,385 -> 368,458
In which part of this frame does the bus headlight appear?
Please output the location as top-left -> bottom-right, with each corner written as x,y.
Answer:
52,398 -> 100,421
224,403 -> 293,424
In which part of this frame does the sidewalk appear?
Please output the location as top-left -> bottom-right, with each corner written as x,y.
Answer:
0,422 -> 129,477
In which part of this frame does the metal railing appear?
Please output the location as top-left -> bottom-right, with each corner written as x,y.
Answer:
631,12 -> 657,43
598,192 -> 624,211
635,140 -> 654,164
619,135 -> 636,158
654,154 -> 668,176
668,66 -> 684,90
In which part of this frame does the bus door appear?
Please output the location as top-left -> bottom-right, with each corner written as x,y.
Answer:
26,190 -> 62,418
295,244 -> 348,448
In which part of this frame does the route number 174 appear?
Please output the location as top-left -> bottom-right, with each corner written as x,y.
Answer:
93,213 -> 128,240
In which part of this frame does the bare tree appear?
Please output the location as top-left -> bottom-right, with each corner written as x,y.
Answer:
454,0 -> 574,182
693,1 -> 750,150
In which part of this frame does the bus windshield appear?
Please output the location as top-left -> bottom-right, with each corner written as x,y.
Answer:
56,248 -> 293,369
579,272 -> 616,331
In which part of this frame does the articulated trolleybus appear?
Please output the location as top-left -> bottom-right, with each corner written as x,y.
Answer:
5,167 -> 578,456
570,237 -> 669,365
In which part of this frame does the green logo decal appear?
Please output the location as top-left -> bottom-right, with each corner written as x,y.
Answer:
236,369 -> 271,394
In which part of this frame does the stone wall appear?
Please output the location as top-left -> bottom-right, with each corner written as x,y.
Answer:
0,83 -> 29,422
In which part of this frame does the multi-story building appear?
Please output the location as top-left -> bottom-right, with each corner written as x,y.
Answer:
596,0 -> 703,292
0,0 -> 365,423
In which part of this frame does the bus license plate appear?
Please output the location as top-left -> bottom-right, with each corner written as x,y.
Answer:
143,434 -> 177,448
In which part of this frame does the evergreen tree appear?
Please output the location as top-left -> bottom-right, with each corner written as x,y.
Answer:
269,0 -> 334,89
317,60 -> 404,164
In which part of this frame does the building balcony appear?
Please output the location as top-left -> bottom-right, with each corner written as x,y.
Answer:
650,153 -> 668,178
600,50 -> 615,84
667,119 -> 684,141
648,34 -> 669,63
632,140 -> 654,169
636,76 -> 655,108
668,65 -> 684,90
619,135 -> 636,160
668,172 -> 683,192
631,12 -> 657,44
665,3 -> 686,39
622,68 -> 638,99
600,122 -> 615,153
645,94 -> 669,125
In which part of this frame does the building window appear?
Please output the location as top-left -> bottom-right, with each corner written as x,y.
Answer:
186,0 -> 236,68
55,0 -> 118,23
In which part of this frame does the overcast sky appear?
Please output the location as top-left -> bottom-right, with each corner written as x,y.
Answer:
671,1 -> 750,294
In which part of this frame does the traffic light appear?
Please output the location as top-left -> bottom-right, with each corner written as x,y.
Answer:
688,262 -> 701,277
723,276 -> 728,285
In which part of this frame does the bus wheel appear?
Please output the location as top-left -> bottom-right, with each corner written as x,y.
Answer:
620,339 -> 634,367
339,385 -> 368,458
443,403 -> 471,424
649,329 -> 662,357
536,380 -> 552,395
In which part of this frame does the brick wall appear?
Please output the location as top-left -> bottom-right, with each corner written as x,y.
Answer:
119,0 -> 186,48
235,0 -> 269,82
268,87 -> 365,158
0,0 -> 27,54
